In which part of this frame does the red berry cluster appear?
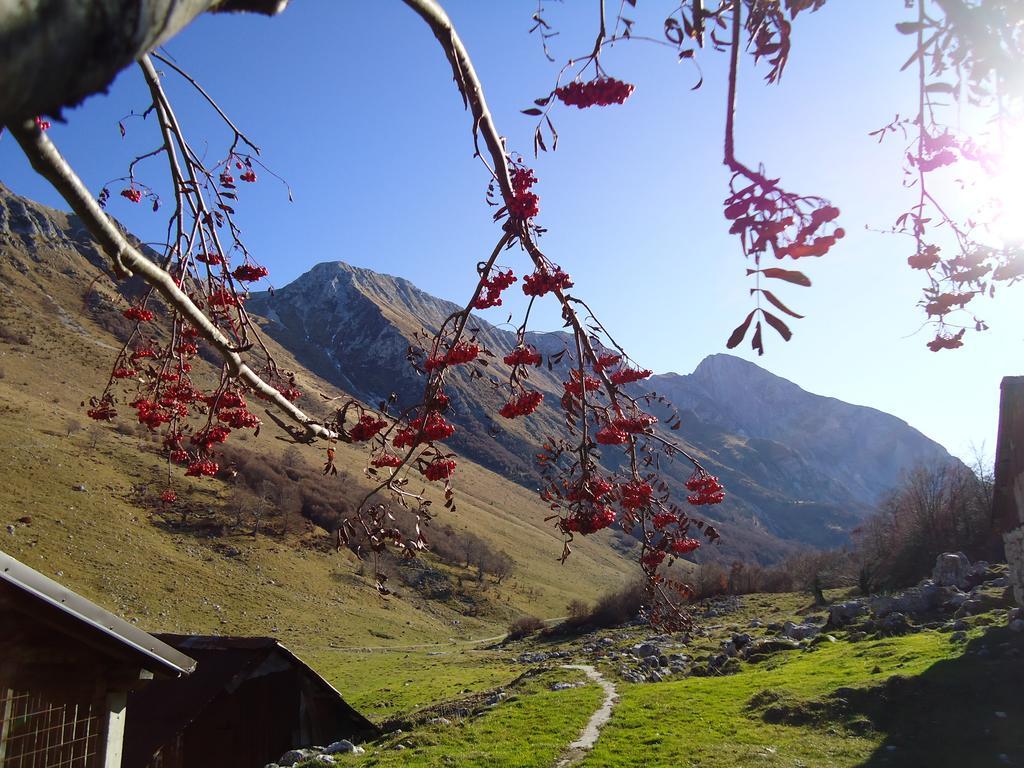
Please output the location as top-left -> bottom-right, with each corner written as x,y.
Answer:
191,425 -> 231,451
394,411 -> 456,448
555,77 -> 635,109
35,116 -> 51,131
566,476 -> 615,502
122,306 -> 154,323
499,390 -> 544,419
185,459 -> 219,477
595,425 -> 629,445
685,471 -> 725,505
927,329 -> 966,352
724,184 -> 843,262
210,391 -> 245,409
612,413 -> 657,433
132,398 -> 173,430
276,386 -> 302,402
196,252 -> 224,266
120,187 -> 143,204
593,353 -> 621,372
503,346 -> 542,367
522,267 -> 573,297
160,489 -> 177,504
239,170 -> 257,183
609,366 -> 653,386
112,367 -> 137,379
446,341 -> 480,365
563,371 -> 601,398
508,166 -> 539,220
130,346 -> 156,362
561,505 -> 616,534
670,537 -> 701,554
642,550 -> 666,568
619,480 -> 653,511
87,403 -> 117,421
219,171 -> 234,187
348,413 -> 388,442
371,452 -> 404,468
207,288 -> 243,309
652,512 -> 677,530
232,264 -> 269,282
423,458 -> 457,481
474,270 -> 517,309
425,342 -> 480,372
217,409 -> 260,429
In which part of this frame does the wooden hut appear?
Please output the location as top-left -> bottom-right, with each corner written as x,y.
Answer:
0,550 -> 196,767
122,635 -> 376,768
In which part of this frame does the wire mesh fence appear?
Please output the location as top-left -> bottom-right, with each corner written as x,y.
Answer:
0,688 -> 101,768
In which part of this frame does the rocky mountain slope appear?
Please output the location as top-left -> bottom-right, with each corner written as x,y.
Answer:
249,261 -> 958,556
0,182 -> 636,642
0,181 -> 958,562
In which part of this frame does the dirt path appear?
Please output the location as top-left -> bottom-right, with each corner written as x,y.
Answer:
554,664 -> 618,767
313,616 -> 566,653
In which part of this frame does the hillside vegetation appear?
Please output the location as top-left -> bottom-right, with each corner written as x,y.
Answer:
0,184 -> 635,656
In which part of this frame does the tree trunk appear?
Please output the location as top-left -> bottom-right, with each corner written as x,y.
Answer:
0,0 -> 287,124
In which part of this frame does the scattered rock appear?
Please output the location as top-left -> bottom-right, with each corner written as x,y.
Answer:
933,552 -> 971,589
324,740 -> 358,755
551,681 -> 584,691
950,631 -> 968,643
72,483 -> 87,492
427,717 -> 451,726
877,612 -> 910,635
635,643 -> 660,659
278,749 -> 316,767
744,637 -> 801,662
954,599 -> 983,619
782,621 -> 820,641
828,601 -> 867,627
5,525 -> 14,535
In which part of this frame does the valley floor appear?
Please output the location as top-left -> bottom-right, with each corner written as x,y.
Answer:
297,588 -> 1024,768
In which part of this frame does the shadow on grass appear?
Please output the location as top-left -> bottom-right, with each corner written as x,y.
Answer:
856,626 -> 1024,767
750,626 -> 1024,767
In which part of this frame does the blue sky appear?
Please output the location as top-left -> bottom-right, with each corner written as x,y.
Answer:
1,2 -> 1020,465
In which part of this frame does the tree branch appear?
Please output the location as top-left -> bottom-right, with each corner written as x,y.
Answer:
7,117 -> 337,443
0,0 -> 289,123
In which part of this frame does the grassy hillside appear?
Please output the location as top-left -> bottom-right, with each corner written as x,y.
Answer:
0,201 -> 636,658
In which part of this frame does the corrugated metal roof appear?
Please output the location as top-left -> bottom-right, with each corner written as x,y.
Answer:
0,549 -> 196,676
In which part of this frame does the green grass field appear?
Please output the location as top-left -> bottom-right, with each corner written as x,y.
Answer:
297,590 -> 1024,768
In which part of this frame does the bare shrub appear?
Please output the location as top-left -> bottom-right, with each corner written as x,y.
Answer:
506,615 -> 545,641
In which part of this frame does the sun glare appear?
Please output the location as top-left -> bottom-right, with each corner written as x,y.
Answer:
977,121 -> 1024,245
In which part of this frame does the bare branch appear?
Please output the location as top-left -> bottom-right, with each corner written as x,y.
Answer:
8,117 -> 337,443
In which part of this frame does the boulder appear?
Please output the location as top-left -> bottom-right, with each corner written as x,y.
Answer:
878,612 -> 910,635
829,601 -> 867,627
782,621 -> 821,641
932,552 -> 971,589
744,637 -> 801,662
278,750 -> 316,767
954,599 -> 983,619
731,633 -> 752,649
324,741 -> 356,755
